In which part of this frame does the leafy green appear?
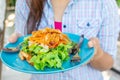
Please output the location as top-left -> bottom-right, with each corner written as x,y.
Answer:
21,39 -> 75,70
21,38 -> 29,53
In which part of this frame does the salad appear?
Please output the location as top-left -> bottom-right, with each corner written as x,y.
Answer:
19,28 -> 76,70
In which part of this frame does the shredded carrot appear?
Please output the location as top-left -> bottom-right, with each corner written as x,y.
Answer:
29,27 -> 70,48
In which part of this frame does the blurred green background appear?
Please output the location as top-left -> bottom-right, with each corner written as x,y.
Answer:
7,0 -> 16,7
117,0 -> 120,8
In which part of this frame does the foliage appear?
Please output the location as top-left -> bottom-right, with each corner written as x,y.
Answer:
116,0 -> 120,8
7,0 -> 16,7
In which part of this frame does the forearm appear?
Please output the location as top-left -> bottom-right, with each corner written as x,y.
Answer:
90,51 -> 114,71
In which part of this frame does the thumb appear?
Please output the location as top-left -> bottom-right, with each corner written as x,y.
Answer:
88,40 -> 94,48
8,33 -> 21,43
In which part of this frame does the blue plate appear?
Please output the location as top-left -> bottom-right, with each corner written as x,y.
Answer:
0,33 -> 94,74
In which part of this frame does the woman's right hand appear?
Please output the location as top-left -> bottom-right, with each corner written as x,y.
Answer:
8,32 -> 22,43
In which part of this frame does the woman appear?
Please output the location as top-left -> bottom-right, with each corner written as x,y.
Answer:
9,0 -> 120,80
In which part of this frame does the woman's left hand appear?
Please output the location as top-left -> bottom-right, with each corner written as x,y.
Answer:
87,38 -> 114,71
88,38 -> 104,61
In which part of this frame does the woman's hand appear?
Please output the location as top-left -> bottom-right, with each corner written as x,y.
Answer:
88,38 -> 104,61
88,38 -> 114,71
8,32 -> 22,43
